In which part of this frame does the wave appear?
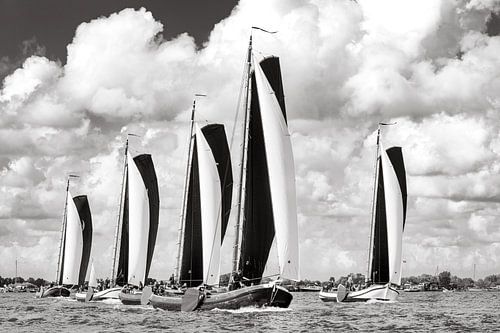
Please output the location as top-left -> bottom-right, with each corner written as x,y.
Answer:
366,299 -> 397,304
100,299 -> 122,305
211,306 -> 292,314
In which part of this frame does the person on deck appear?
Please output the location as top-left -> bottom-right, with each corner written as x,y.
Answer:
229,270 -> 243,291
347,275 -> 354,291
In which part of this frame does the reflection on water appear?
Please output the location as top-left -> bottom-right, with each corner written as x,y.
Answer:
1,291 -> 500,332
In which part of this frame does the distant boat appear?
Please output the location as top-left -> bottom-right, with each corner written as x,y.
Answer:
298,285 -> 322,292
151,30 -> 299,311
149,109 -> 233,310
114,144 -> 160,305
39,176 -> 92,298
320,124 -> 407,302
403,284 -> 421,292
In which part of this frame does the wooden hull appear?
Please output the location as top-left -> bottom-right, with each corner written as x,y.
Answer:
38,286 -> 71,298
119,290 -> 143,305
319,284 -> 399,302
150,284 -> 292,311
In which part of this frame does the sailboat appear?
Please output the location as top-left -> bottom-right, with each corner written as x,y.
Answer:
117,146 -> 160,305
319,124 -> 407,302
150,31 -> 299,311
90,139 -> 160,303
39,176 -> 93,298
149,99 -> 233,310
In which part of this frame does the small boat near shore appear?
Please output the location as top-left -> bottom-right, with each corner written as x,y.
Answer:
297,285 -> 322,292
39,176 -> 93,299
319,284 -> 399,302
320,124 -> 407,303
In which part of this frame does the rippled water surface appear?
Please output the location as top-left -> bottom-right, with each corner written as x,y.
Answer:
1,291 -> 499,332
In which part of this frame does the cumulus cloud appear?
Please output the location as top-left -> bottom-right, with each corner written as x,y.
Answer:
1,0 -> 500,280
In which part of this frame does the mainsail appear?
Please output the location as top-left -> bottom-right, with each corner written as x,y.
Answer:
180,124 -> 232,287
238,56 -> 299,283
59,193 -> 92,286
370,145 -> 407,285
116,153 -> 159,286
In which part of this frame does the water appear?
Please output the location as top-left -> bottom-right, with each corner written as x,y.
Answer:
1,291 -> 499,332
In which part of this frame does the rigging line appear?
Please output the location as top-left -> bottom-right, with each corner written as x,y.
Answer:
232,35 -> 253,276
56,174 -> 79,284
111,138 -> 128,286
203,162 -> 225,286
174,104 -> 194,280
175,95 -> 205,283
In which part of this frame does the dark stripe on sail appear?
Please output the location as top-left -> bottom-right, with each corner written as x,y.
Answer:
180,143 -> 203,287
133,154 -> 160,283
371,158 -> 389,284
260,57 -> 287,123
116,176 -> 129,286
238,57 -> 287,284
201,124 -> 233,242
386,147 -> 407,229
73,195 -> 92,286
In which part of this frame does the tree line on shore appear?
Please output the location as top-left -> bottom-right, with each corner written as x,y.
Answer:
3,272 -> 500,289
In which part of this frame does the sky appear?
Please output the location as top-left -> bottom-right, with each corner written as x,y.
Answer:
1,0 -> 500,282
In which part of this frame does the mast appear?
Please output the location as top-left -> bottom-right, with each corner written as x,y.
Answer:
366,122 -> 396,284
111,139 -> 129,286
175,99 -> 197,283
366,125 -> 381,284
55,174 -> 78,284
232,34 -> 253,274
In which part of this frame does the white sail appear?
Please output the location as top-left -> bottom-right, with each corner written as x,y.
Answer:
89,260 -> 98,288
254,60 -> 300,280
127,154 -> 150,286
195,124 -> 222,286
380,143 -> 405,285
62,191 -> 84,285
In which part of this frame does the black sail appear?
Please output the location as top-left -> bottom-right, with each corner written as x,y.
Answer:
73,195 -> 92,286
179,125 -> 232,287
370,147 -> 407,284
180,143 -> 203,287
201,124 -> 233,241
370,157 -> 389,284
116,177 -> 129,286
238,57 -> 287,284
133,154 -> 160,283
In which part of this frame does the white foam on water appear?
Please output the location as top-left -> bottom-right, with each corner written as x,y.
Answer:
366,299 -> 397,304
100,298 -> 122,305
212,306 -> 291,314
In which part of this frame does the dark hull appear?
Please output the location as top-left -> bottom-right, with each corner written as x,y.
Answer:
150,284 -> 292,311
119,290 -> 142,305
39,286 -> 71,298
